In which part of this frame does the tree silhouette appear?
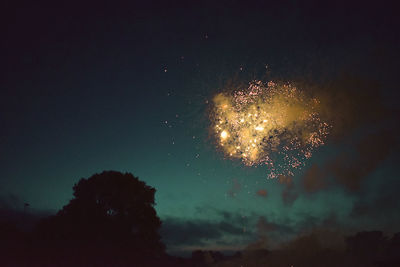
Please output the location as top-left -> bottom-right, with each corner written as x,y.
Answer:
346,231 -> 387,261
36,171 -> 164,257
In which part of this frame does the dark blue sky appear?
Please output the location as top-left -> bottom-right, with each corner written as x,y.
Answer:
1,1 -> 399,254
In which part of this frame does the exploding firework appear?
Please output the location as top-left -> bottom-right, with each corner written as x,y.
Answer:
211,80 -> 330,178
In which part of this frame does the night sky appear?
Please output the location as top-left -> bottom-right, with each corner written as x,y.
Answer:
1,1 -> 399,255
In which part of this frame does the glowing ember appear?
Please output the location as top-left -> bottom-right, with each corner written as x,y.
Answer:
221,130 -> 228,139
211,80 -> 330,178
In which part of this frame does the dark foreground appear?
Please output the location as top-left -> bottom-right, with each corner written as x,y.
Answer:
2,237 -> 400,267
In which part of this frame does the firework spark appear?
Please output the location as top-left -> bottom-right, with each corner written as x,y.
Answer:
211,80 -> 330,178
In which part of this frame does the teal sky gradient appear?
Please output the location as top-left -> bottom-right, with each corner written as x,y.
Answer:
1,1 -> 399,254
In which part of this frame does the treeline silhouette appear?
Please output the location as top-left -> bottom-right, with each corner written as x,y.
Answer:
1,171 -> 400,266
191,231 -> 400,267
0,171 -> 182,266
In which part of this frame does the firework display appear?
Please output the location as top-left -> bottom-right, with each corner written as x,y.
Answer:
211,80 -> 330,178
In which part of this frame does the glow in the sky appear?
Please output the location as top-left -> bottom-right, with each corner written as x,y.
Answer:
211,80 -> 330,178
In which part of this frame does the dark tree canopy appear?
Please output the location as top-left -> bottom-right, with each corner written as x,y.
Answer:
36,171 -> 164,256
